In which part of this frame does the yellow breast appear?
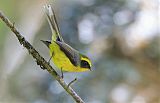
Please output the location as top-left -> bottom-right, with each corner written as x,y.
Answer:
49,42 -> 88,72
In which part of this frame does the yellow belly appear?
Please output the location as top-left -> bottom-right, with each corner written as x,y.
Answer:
49,42 -> 88,72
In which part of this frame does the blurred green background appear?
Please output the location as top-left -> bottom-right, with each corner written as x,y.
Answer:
0,0 -> 159,103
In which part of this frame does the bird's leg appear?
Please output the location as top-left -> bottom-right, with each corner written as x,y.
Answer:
48,51 -> 54,63
67,78 -> 77,88
61,68 -> 64,78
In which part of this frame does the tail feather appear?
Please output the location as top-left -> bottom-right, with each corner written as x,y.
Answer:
44,5 -> 63,42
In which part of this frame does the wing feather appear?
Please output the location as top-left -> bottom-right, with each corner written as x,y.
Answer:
55,41 -> 80,66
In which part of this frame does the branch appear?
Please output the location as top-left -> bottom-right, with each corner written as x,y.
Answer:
0,11 -> 85,103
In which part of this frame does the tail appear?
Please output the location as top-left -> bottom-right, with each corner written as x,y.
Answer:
44,5 -> 64,42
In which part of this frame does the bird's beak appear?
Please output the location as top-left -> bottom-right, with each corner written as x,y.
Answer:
41,40 -> 51,48
89,67 -> 92,71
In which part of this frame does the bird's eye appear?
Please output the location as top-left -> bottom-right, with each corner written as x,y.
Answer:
80,60 -> 90,69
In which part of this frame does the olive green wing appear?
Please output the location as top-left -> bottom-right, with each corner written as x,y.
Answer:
55,41 -> 80,66
44,5 -> 64,42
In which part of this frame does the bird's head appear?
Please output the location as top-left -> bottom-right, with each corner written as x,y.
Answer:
80,54 -> 92,71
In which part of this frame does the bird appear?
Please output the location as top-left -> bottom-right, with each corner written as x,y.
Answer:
41,5 -> 91,74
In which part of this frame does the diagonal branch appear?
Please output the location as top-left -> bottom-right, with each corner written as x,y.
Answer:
0,11 -> 85,103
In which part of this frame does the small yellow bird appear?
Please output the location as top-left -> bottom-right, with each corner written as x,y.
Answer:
42,5 -> 91,73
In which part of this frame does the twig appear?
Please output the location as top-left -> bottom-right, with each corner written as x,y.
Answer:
68,78 -> 78,88
0,11 -> 85,103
